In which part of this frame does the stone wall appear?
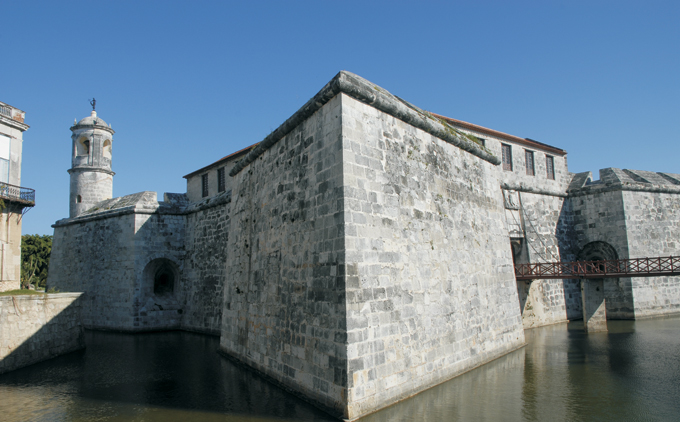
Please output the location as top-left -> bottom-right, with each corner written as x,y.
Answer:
622,190 -> 680,317
0,293 -> 84,374
221,93 -> 348,416
48,192 -> 188,332
341,94 -> 525,418
514,192 -> 581,325
131,212 -> 185,330
182,194 -> 231,334
48,212 -> 137,329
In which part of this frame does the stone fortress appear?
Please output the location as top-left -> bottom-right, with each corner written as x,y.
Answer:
47,71 -> 680,420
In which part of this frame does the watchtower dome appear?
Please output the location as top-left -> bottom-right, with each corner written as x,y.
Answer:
68,109 -> 115,218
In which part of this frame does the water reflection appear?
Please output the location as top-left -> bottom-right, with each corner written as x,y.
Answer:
1,317 -> 679,421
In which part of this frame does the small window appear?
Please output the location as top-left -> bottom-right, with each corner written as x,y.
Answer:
525,150 -> 535,176
201,174 -> 209,197
76,195 -> 82,203
478,138 -> 485,147
546,155 -> 555,180
502,144 -> 513,171
217,167 -> 226,193
77,138 -> 90,156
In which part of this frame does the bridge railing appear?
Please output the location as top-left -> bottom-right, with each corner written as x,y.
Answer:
515,256 -> 680,280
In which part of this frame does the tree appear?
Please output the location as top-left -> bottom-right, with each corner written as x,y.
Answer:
21,234 -> 52,289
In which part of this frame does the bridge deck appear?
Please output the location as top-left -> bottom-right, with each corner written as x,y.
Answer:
514,256 -> 680,280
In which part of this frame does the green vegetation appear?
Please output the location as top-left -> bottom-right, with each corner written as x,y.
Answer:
0,289 -> 44,296
21,234 -> 52,289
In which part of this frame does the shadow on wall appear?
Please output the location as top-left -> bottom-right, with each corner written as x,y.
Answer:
0,293 -> 85,374
557,201 -> 582,320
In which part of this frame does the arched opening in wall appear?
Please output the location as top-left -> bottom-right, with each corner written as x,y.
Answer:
76,195 -> 82,203
154,267 -> 174,296
142,258 -> 180,298
102,139 -> 112,160
576,241 -> 624,320
77,137 -> 90,156
577,241 -> 618,263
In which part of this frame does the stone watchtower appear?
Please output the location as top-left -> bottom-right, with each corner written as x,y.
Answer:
68,110 -> 115,218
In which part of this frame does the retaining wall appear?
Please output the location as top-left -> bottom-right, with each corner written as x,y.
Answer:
0,293 -> 84,374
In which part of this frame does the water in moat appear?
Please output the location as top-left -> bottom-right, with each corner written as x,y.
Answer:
1,316 -> 679,422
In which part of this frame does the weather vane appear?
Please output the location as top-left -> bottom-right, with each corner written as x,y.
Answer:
89,98 -> 96,111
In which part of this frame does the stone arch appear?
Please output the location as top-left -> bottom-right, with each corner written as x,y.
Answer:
577,241 -> 618,262
102,139 -> 112,159
142,258 -> 180,297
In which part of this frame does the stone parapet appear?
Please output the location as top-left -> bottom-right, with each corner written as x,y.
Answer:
0,293 -> 85,374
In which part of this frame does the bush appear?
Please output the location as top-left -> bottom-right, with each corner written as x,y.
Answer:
21,234 -> 52,289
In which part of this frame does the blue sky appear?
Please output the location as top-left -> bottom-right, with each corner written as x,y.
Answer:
3,1 -> 679,236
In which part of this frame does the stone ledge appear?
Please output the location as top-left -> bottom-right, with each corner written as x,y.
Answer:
230,71 -> 499,177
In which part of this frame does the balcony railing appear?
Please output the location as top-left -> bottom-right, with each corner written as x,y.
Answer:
0,105 -> 11,118
0,182 -> 35,206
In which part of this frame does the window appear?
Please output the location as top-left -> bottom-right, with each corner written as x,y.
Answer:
201,174 -> 209,197
501,144 -> 512,171
546,155 -> 555,180
217,167 -> 226,192
478,137 -> 486,147
0,134 -> 9,184
76,195 -> 82,203
525,150 -> 535,176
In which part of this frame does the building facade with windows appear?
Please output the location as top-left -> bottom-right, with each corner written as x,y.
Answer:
0,101 -> 35,292
47,72 -> 680,420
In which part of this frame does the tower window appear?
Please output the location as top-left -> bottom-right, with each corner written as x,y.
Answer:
76,195 -> 82,203
546,155 -> 555,180
217,167 -> 226,193
502,144 -> 513,171
77,138 -> 90,156
525,150 -> 535,176
201,174 -> 209,197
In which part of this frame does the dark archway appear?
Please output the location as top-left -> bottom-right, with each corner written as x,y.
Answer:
577,241 -> 618,262
143,258 -> 180,298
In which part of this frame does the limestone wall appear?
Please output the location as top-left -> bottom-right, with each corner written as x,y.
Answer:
48,213 -> 137,328
622,190 -> 680,317
341,94 -> 525,418
221,94 -> 348,416
0,293 -> 84,374
182,196 -> 231,334
131,212 -> 186,330
515,192 -> 580,325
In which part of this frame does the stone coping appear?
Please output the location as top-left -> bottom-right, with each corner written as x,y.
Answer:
568,183 -> 680,197
52,190 -> 232,228
229,71 -> 499,177
0,292 -> 83,300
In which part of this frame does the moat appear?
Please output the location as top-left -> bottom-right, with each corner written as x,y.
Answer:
1,316 -> 679,422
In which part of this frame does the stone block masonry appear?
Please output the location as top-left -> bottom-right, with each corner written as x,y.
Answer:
0,293 -> 84,374
221,72 -> 526,420
340,94 -> 524,418
221,93 -> 349,416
